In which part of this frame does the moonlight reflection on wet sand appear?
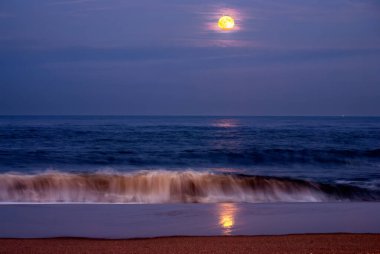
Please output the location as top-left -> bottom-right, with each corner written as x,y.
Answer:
218,203 -> 237,235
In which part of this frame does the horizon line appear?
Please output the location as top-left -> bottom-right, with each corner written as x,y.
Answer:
1,114 -> 380,117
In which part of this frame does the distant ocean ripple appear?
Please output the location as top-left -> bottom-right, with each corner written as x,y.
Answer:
0,116 -> 379,203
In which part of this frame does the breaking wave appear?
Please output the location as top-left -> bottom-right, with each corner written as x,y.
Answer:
0,170 -> 378,203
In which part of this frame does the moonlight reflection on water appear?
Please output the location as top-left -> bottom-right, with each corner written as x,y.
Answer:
218,203 -> 238,235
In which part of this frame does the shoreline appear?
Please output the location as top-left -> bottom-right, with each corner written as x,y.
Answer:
1,234 -> 379,254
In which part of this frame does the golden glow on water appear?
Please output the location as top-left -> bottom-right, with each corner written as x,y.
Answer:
218,203 -> 237,235
221,215 -> 233,228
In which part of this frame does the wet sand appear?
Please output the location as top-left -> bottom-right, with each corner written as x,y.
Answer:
2,203 -> 380,238
1,234 -> 379,254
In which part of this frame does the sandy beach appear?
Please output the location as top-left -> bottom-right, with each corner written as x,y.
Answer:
1,234 -> 379,254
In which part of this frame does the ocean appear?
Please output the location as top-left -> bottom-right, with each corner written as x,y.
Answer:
0,116 -> 379,203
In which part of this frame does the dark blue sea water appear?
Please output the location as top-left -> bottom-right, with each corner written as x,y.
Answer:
0,116 -> 379,203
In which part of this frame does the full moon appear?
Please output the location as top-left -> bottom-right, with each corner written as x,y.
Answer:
218,16 -> 235,31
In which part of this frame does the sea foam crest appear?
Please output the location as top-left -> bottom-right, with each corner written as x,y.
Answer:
0,170 -> 377,203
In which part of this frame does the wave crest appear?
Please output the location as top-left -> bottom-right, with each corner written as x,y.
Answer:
0,170 -> 378,203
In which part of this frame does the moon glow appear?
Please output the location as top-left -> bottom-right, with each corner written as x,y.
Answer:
218,16 -> 235,31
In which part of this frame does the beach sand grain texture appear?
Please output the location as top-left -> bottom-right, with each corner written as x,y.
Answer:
0,234 -> 379,254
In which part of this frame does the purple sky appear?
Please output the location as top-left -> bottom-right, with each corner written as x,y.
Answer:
0,0 -> 379,115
